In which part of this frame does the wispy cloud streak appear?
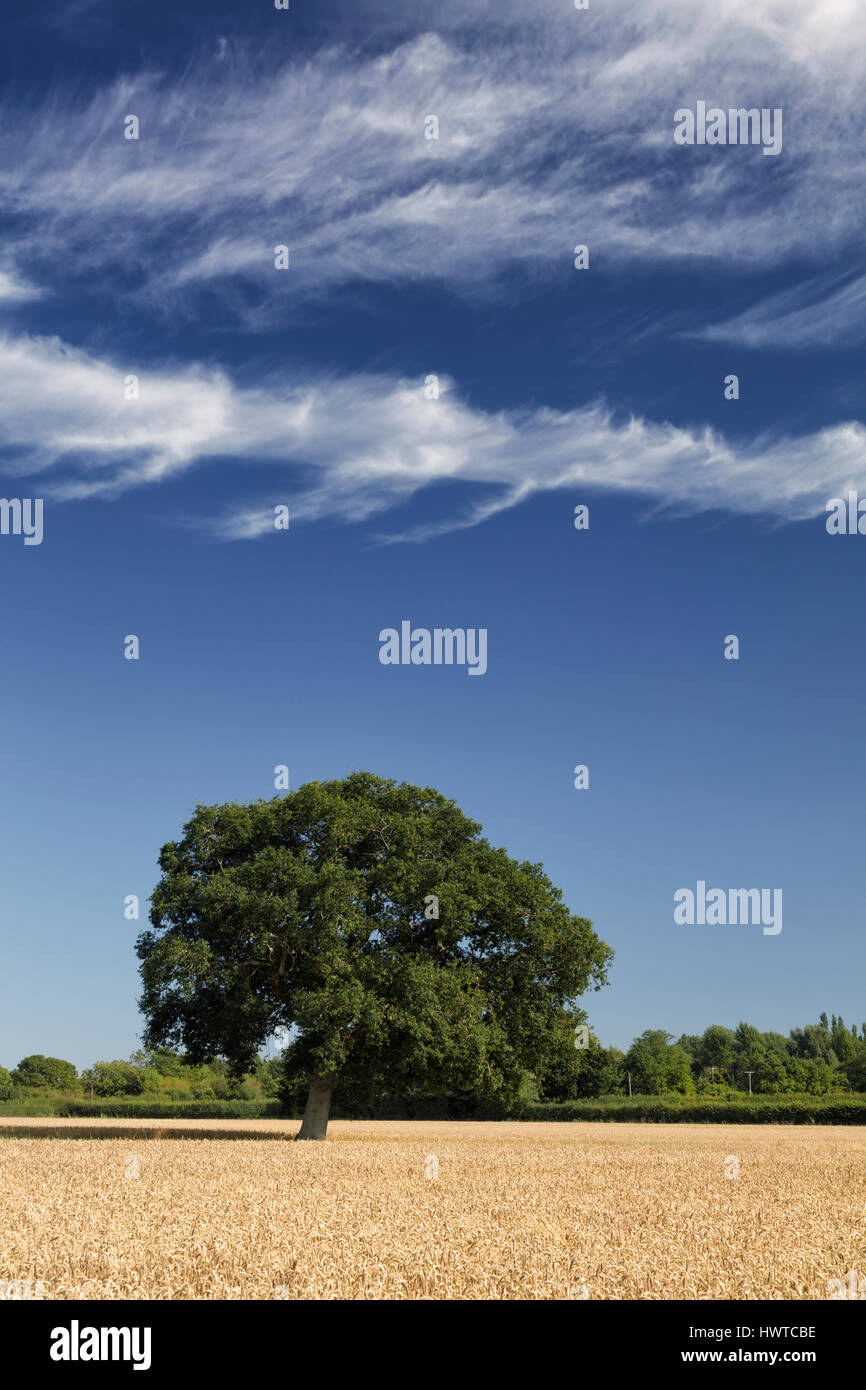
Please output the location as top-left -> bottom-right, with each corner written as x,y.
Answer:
0,0 -> 862,325
0,333 -> 862,539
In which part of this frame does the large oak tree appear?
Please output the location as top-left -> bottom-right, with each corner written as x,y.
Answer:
137,772 -> 612,1138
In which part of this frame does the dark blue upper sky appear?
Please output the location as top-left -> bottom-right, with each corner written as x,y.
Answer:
0,0 -> 863,1069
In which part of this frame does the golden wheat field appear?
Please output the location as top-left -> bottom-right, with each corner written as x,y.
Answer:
1,1117 -> 864,1300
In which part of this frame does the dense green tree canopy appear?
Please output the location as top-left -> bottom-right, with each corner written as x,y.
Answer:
624,1030 -> 694,1095
137,772 -> 613,1136
696,1024 -> 737,1077
541,1022 -> 621,1100
81,1060 -> 147,1097
11,1055 -> 79,1091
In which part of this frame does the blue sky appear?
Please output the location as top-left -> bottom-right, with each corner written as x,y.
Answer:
0,0 -> 863,1071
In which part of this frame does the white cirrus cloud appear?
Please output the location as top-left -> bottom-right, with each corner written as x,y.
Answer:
0,332 -> 863,540
691,270 -> 866,349
0,0 -> 863,331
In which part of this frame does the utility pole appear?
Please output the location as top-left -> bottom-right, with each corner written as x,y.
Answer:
744,1071 -> 755,1096
627,1071 -> 632,1097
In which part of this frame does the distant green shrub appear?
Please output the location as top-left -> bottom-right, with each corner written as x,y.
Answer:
507,1095 -> 866,1124
0,1095 -> 283,1119
0,1093 -> 62,1116
55,1097 -> 284,1119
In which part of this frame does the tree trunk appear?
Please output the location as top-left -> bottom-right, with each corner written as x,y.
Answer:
296,1062 -> 334,1140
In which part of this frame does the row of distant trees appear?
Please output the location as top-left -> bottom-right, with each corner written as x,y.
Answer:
0,1049 -> 283,1102
545,1014 -> 866,1100
2,1015 -> 863,1105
